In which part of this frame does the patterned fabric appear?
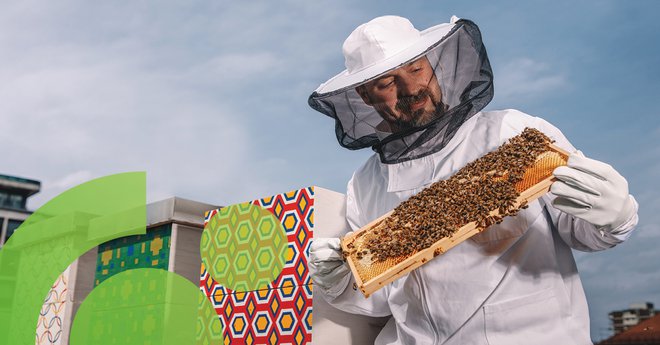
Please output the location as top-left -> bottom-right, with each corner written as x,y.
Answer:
35,267 -> 70,345
95,224 -> 172,286
200,187 -> 314,345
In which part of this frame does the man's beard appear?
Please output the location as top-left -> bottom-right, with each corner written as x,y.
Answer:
393,89 -> 445,130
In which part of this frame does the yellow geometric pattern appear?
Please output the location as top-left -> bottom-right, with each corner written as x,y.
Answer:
200,203 -> 287,292
200,187 -> 315,344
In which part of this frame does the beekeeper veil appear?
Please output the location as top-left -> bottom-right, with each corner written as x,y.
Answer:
308,16 -> 494,164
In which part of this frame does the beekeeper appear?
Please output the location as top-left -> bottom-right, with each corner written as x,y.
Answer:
307,15 -> 639,345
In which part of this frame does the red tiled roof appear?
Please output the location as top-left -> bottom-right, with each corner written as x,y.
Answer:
598,314 -> 660,344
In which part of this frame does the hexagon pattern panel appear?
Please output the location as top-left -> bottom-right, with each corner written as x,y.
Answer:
201,202 -> 288,292
200,187 -> 314,345
94,224 -> 172,286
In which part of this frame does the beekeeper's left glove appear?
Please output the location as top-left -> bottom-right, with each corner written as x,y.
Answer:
309,237 -> 351,299
551,151 -> 636,232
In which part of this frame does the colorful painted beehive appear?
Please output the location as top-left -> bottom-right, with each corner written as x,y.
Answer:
199,186 -> 390,345
200,187 -> 314,345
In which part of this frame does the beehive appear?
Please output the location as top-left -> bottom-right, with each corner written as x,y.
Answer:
340,129 -> 570,297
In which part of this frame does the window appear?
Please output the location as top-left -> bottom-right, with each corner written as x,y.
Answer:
5,219 -> 23,241
9,195 -> 24,209
0,192 -> 25,209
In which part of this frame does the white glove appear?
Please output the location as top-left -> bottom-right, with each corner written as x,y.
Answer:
551,151 -> 636,232
309,237 -> 351,299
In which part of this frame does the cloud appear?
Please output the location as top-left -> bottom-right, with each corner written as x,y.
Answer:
493,57 -> 568,104
0,0 -> 366,212
0,22 -> 251,209
185,52 -> 281,86
49,170 -> 94,190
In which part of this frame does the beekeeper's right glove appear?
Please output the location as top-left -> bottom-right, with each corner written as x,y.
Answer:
309,237 -> 351,299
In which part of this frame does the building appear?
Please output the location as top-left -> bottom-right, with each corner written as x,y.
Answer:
610,303 -> 657,335
598,313 -> 660,345
0,174 -> 40,246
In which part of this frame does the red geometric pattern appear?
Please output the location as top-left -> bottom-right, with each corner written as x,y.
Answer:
200,187 -> 314,345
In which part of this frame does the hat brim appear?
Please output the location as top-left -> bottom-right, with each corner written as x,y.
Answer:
315,21 -> 457,95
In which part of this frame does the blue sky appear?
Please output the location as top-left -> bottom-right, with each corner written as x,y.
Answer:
1,0 -> 659,341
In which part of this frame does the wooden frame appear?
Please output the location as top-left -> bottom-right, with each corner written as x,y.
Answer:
341,144 -> 570,297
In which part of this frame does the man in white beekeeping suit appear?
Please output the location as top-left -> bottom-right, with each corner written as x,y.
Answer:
307,15 -> 639,345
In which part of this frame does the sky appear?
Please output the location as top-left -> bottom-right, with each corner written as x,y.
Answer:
1,0 -> 659,341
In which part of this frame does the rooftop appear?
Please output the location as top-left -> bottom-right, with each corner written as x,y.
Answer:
0,174 -> 41,197
598,314 -> 660,345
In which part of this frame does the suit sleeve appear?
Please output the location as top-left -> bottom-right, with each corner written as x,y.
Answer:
317,174 -> 392,317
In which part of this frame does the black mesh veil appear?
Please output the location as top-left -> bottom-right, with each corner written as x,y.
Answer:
308,19 -> 494,164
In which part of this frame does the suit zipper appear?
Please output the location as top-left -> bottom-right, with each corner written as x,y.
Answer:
414,270 -> 439,344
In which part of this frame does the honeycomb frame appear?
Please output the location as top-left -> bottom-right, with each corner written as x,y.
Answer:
341,143 -> 570,297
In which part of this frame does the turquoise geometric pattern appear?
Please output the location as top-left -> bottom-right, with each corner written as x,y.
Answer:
200,203 -> 288,292
95,224 -> 171,286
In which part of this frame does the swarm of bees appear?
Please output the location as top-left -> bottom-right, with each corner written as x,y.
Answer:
353,127 -> 554,262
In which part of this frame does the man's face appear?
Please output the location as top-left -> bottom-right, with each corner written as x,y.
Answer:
357,56 -> 443,132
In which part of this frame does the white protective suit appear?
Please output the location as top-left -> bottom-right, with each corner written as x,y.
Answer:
321,109 -> 639,345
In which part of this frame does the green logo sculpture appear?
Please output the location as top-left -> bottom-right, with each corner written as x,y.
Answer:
0,172 -> 221,344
